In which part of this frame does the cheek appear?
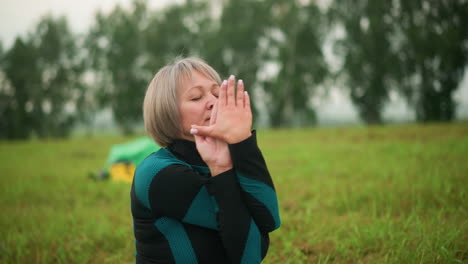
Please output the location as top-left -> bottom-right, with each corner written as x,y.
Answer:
180,103 -> 203,128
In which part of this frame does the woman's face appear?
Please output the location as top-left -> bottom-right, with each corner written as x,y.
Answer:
178,71 -> 219,141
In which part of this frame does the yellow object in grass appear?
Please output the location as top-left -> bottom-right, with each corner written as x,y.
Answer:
109,162 -> 136,183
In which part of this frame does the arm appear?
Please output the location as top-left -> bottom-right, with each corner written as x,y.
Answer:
229,131 -> 281,233
143,163 -> 266,263
190,76 -> 281,233
148,164 -> 219,230
188,75 -> 277,262
208,168 -> 267,264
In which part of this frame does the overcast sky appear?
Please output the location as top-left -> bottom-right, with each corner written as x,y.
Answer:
0,0 -> 178,48
1,0 -> 466,123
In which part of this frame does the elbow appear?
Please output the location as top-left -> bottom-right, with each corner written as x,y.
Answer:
272,215 -> 281,231
272,210 -> 281,231
275,218 -> 281,230
260,214 -> 281,233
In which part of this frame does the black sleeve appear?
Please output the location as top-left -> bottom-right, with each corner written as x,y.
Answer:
229,131 -> 281,233
148,164 -> 267,263
149,164 -> 218,230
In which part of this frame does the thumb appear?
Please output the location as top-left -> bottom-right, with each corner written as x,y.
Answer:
191,124 -> 215,137
193,135 -> 207,155
193,134 -> 204,144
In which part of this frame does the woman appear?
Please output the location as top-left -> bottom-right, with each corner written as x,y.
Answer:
131,57 -> 281,264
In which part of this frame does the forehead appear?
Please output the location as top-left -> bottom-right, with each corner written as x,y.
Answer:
179,71 -> 217,93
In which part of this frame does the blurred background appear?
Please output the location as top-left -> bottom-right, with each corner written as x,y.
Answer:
1,0 -> 467,139
2,1 -> 468,263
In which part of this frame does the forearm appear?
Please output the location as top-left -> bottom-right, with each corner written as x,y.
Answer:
208,169 -> 264,264
229,131 -> 281,232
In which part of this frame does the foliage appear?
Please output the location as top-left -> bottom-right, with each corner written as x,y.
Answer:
201,0 -> 272,121
264,0 -> 327,126
83,0 -> 328,131
330,0 -> 468,124
330,0 -> 398,124
1,0 -> 468,139
85,0 -> 149,135
1,124 -> 467,263
0,16 -> 85,139
395,0 -> 468,122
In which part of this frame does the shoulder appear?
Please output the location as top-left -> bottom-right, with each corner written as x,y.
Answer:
133,148 -> 189,208
137,148 -> 187,175
135,148 -> 190,184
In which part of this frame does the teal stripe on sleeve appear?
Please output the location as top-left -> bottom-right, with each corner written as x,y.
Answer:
155,217 -> 198,264
241,219 -> 262,264
134,149 -> 188,209
182,186 -> 219,230
237,173 -> 281,229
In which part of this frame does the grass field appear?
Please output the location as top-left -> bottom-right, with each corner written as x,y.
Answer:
1,123 -> 467,264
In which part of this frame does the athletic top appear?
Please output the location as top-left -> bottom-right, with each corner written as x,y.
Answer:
130,131 -> 281,263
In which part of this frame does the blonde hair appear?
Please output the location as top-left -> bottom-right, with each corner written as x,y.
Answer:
143,57 -> 222,147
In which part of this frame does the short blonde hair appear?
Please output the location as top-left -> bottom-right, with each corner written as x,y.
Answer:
143,57 -> 222,147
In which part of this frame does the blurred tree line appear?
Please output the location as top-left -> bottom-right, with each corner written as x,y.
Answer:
0,0 -> 467,139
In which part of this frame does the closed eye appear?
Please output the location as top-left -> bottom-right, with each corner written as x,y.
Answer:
212,85 -> 220,98
191,97 -> 201,101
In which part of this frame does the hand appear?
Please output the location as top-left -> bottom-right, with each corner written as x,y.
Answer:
190,75 -> 252,144
194,102 -> 232,176
194,135 -> 232,176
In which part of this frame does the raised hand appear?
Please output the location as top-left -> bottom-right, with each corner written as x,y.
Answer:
190,75 -> 252,144
193,101 -> 233,176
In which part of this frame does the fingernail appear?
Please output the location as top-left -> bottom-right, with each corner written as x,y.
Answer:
222,80 -> 227,86
190,128 -> 198,134
244,91 -> 248,95
229,75 -> 235,80
238,79 -> 243,85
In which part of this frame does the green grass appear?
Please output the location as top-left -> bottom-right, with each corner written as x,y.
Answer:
1,123 -> 467,263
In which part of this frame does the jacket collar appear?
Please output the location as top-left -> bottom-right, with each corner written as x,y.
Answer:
167,139 -> 206,167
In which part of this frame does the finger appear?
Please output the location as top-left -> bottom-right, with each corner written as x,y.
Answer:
226,75 -> 235,105
210,101 -> 218,125
219,80 -> 227,106
244,90 -> 250,110
236,79 -> 244,107
191,124 -> 215,137
204,136 -> 214,144
193,134 -> 205,145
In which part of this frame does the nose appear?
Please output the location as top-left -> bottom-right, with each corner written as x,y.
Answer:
207,93 -> 217,110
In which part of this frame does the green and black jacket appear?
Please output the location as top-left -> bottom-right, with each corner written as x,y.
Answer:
130,131 -> 281,264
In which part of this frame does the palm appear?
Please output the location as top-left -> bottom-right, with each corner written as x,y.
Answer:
193,100 -> 232,175
194,136 -> 231,169
191,76 -> 252,144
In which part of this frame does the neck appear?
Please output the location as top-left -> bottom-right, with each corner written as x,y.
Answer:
179,132 -> 195,142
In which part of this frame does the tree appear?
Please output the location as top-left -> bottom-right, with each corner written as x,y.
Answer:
330,0 -> 468,124
86,0 -> 149,135
264,0 -> 328,126
85,0 -> 328,129
330,0 -> 399,124
200,0 -> 273,121
396,0 -> 468,122
33,16 -> 86,137
1,37 -> 38,139
1,16 -> 84,139
143,0 -> 213,72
